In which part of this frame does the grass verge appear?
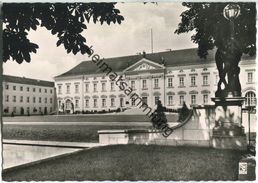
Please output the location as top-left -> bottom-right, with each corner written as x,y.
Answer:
2,145 -> 246,181
3,125 -> 148,142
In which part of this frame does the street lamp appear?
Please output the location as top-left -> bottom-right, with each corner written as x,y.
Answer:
223,4 -> 241,20
223,4 -> 241,40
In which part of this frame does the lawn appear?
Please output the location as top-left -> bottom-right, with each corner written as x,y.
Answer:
3,113 -> 178,122
2,145 -> 246,181
3,125 -> 149,142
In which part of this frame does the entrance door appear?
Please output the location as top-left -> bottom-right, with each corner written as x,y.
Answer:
44,107 -> 47,115
65,99 -> 72,113
120,98 -> 124,107
20,107 -> 24,115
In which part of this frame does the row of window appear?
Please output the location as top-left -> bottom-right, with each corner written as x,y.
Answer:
4,106 -> 53,114
5,84 -> 53,93
60,98 -> 125,109
60,94 -> 210,109
5,95 -> 53,104
59,91 -> 257,109
57,71 -> 255,95
58,76 -> 209,94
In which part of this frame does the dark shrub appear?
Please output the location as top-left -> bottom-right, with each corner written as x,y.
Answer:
178,102 -> 190,122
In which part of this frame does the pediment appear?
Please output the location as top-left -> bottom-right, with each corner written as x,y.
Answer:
124,58 -> 165,72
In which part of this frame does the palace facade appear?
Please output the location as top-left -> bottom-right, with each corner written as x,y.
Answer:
54,48 -> 256,113
3,75 -> 56,116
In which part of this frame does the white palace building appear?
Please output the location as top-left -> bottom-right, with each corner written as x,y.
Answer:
54,48 -> 256,113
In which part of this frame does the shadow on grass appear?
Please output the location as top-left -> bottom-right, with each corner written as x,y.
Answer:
3,144 -> 247,181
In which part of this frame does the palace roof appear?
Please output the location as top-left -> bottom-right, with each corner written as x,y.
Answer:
55,48 -> 255,78
3,75 -> 55,87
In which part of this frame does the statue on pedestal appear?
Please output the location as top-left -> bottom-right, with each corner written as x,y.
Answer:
215,37 -> 242,98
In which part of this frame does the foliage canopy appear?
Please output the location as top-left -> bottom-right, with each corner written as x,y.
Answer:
175,2 -> 256,58
2,3 -> 124,63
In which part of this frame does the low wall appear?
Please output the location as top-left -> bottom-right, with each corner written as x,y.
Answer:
98,106 -> 216,147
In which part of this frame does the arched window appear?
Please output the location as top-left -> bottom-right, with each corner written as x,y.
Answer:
245,91 -> 256,106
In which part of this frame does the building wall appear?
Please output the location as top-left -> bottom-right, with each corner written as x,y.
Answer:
55,60 -> 256,113
3,81 -> 55,116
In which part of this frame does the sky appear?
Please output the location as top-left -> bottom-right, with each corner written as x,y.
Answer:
3,3 -> 196,81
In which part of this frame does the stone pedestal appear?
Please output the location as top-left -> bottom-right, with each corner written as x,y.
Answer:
211,97 -> 247,150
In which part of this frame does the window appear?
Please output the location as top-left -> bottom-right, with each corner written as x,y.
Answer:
33,97 -> 36,103
102,99 -> 106,107
20,96 -> 23,103
45,89 -> 47,93
85,83 -> 89,92
168,78 -> 173,88
102,83 -> 106,92
13,96 -> 16,102
179,77 -> 184,87
13,86 -> 16,90
45,98 -> 47,103
248,72 -> 253,83
33,88 -> 36,92
4,107 -> 9,113
50,107 -> 52,112
94,99 -> 98,108
142,80 -> 147,89
94,83 -> 97,92
13,107 -> 16,113
20,86 -> 23,91
5,84 -> 9,90
155,96 -> 159,105
111,82 -> 115,91
39,97 -> 42,103
111,98 -> 115,107
131,81 -> 135,90
85,99 -> 89,108
75,84 -> 79,93
27,107 -> 30,113
75,100 -> 79,108
131,97 -> 136,106
203,94 -> 208,104
27,87 -> 30,92
191,95 -> 196,105
39,107 -> 42,112
58,86 -> 62,94
168,96 -> 173,106
5,95 -> 9,102
154,78 -> 159,88
191,76 -> 196,86
245,91 -> 256,106
179,95 -> 184,105
50,98 -> 53,104
39,88 -> 41,93
120,98 -> 124,107
142,97 -> 148,105
203,75 -> 208,86
27,97 -> 30,103
58,100 -> 61,107
66,85 -> 70,94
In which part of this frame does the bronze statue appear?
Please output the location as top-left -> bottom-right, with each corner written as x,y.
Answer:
215,36 -> 242,98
